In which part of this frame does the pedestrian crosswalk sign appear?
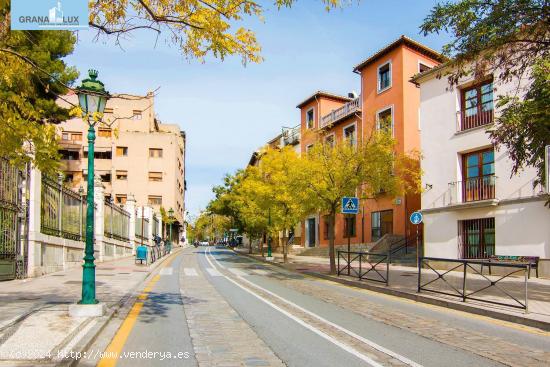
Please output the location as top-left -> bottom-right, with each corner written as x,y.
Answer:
341,197 -> 359,214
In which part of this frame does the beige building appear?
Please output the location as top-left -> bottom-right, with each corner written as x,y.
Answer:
57,92 -> 187,237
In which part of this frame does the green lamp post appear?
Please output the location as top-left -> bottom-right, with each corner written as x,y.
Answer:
76,70 -> 110,305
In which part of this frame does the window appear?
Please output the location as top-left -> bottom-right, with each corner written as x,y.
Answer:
64,173 -> 74,184
305,144 -> 314,153
132,110 -> 142,120
371,210 -> 393,241
84,151 -> 112,159
148,172 -> 163,182
61,132 -> 82,141
377,107 -> 393,133
148,196 -> 162,205
343,216 -> 356,238
462,149 -> 495,202
116,170 -> 127,180
343,124 -> 356,146
306,108 -> 314,129
115,194 -> 127,204
116,146 -> 128,157
377,61 -> 391,92
325,134 -> 335,147
149,148 -> 163,158
103,107 -> 114,114
98,128 -> 112,138
460,79 -> 494,130
418,62 -> 431,73
100,173 -> 111,183
459,218 -> 495,259
59,149 -> 79,160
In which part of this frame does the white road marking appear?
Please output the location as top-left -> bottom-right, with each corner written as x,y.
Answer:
228,268 -> 247,277
205,267 -> 222,277
205,248 -> 384,367
252,269 -> 270,276
160,267 -> 173,275
183,268 -> 198,276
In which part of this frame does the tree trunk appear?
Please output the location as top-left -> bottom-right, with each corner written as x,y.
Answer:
249,237 -> 252,254
260,232 -> 265,257
328,211 -> 336,274
283,228 -> 288,263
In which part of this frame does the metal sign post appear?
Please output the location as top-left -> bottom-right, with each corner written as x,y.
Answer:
410,211 -> 423,268
342,197 -> 359,275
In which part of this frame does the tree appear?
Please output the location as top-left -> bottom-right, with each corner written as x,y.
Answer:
0,1 -> 78,172
89,0 -> 347,64
299,131 -> 421,274
420,0 -> 549,189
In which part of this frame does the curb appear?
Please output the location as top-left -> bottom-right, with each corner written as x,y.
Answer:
55,248 -> 183,367
235,250 -> 550,332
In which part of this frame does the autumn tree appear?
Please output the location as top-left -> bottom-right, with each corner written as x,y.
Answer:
299,131 -> 421,274
421,0 -> 549,190
0,1 -> 78,172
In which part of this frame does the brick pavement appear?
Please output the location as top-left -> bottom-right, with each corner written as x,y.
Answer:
179,250 -> 285,367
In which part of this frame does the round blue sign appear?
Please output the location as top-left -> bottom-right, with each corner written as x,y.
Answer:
410,211 -> 423,225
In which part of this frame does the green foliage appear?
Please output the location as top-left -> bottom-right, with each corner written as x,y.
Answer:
0,0 -> 78,172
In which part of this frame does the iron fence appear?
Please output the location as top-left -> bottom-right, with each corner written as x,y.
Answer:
418,257 -> 530,312
337,250 -> 389,285
41,175 -> 85,241
104,199 -> 130,241
135,211 -> 149,244
152,214 -> 160,238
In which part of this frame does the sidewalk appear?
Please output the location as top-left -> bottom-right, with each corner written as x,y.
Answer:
0,248 -> 182,365
234,248 -> 550,331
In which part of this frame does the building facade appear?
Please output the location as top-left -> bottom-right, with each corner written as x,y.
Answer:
57,92 -> 186,240
414,66 -> 550,259
298,36 -> 444,248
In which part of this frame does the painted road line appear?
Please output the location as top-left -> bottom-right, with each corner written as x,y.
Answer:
160,267 -> 173,275
205,248 -> 385,367
98,252 -> 180,367
252,269 -> 270,276
184,268 -> 199,276
205,268 -> 222,277
228,268 -> 247,277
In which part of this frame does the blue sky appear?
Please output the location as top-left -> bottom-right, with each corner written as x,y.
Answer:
66,0 -> 450,217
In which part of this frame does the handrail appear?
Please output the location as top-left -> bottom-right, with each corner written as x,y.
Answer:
320,98 -> 361,129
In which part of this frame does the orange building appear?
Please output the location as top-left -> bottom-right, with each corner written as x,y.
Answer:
298,36 -> 444,249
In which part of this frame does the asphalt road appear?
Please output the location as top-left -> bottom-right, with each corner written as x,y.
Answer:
92,247 -> 550,367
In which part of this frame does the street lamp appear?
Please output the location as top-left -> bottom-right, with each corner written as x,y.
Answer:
76,70 -> 110,305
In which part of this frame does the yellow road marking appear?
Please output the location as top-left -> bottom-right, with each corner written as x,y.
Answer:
97,302 -> 143,367
97,250 -> 181,366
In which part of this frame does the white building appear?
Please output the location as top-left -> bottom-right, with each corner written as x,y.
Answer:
413,67 -> 549,261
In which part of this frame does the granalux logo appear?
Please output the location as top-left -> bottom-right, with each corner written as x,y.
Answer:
11,0 -> 89,30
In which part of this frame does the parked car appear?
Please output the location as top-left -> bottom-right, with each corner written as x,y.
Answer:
199,241 -> 209,246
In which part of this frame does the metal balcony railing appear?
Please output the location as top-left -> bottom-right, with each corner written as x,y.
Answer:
282,125 -> 300,146
456,109 -> 493,132
320,98 -> 361,129
449,175 -> 497,204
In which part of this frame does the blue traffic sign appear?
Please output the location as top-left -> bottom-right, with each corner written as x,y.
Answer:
410,211 -> 423,225
341,197 -> 359,214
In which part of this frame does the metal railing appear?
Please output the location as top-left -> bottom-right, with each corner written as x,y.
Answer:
135,212 -> 150,244
320,98 -> 361,128
282,125 -> 300,146
337,250 -> 389,285
456,109 -> 493,132
152,214 -> 160,237
104,199 -> 130,241
418,257 -> 530,312
449,175 -> 497,204
41,175 -> 85,241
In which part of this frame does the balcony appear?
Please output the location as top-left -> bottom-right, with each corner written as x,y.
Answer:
456,109 -> 493,132
320,98 -> 361,129
282,125 -> 300,146
449,175 -> 497,206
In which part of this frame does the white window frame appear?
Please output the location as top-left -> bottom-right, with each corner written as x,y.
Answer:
377,60 -> 392,94
418,60 -> 432,73
306,108 -> 315,129
305,144 -> 314,153
324,132 -> 336,147
342,122 -> 357,146
376,105 -> 395,137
